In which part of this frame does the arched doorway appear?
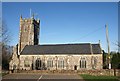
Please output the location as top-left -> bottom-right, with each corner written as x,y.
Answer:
35,58 -> 42,70
12,65 -> 16,73
74,65 -> 77,70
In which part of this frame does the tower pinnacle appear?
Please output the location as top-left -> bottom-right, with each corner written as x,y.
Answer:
20,14 -> 22,19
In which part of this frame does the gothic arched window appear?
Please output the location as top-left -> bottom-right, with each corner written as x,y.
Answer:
35,58 -> 42,70
47,58 -> 53,68
91,56 -> 97,69
58,59 -> 64,68
80,58 -> 86,68
24,57 -> 30,67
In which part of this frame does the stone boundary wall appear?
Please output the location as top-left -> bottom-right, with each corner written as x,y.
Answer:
11,69 -> 120,76
77,69 -> 120,76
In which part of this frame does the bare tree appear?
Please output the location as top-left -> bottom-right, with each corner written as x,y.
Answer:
112,41 -> 120,52
1,20 -> 12,70
111,41 -> 120,76
1,20 -> 10,44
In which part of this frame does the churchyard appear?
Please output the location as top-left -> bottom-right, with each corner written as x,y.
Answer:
1,69 -> 120,81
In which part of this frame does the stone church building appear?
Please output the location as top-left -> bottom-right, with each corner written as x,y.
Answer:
9,14 -> 103,71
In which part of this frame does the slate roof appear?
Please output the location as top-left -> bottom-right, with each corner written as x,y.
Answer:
20,43 -> 102,55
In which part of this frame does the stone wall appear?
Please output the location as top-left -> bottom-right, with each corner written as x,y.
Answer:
16,69 -> 120,77
19,54 -> 102,70
77,69 -> 120,76
18,16 -> 40,53
9,46 -> 19,70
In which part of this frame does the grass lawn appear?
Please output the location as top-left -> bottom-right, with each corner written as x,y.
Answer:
1,73 -> 9,77
80,74 -> 120,81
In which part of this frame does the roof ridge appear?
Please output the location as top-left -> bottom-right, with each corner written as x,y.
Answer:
39,43 -> 92,46
25,43 -> 100,47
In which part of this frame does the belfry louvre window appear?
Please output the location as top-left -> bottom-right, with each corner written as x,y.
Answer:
24,57 -> 30,67
47,58 -> 53,68
80,58 -> 86,68
58,59 -> 64,68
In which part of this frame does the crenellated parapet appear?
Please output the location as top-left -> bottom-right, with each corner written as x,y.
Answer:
18,14 -> 40,54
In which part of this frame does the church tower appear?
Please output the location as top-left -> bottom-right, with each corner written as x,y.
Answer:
18,14 -> 40,54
